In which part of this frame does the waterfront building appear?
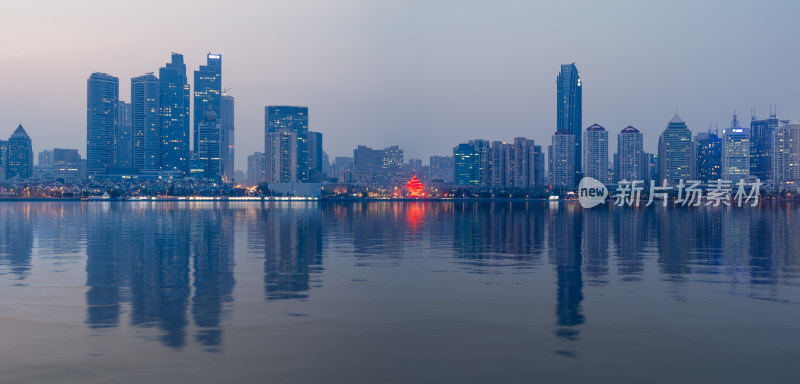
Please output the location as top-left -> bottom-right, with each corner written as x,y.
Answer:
453,143 -> 480,185
247,152 -> 266,186
583,124 -> 609,184
352,145 -> 403,186
657,114 -> 694,184
429,155 -> 454,182
721,113 -> 750,181
616,126 -> 647,183
557,63 -> 582,177
197,108 -> 222,180
6,125 -> 33,179
194,53 -> 222,153
87,72 -> 118,175
221,94 -> 235,182
549,130 -> 576,189
750,110 -> 779,182
53,148 -> 82,182
695,130 -> 722,182
159,53 -> 191,175
265,106 -> 308,182
307,131 -> 323,182
266,129 -> 299,183
131,73 -> 160,171
116,100 -> 133,168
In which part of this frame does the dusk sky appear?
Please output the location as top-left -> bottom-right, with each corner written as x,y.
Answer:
2,0 -> 799,169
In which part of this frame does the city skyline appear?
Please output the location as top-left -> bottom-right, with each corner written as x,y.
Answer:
2,1 -> 800,168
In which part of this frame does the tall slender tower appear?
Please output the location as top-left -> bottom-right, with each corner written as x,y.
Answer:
220,94 -> 235,182
131,73 -> 160,171
87,72 -> 119,175
194,53 -> 222,154
557,63 -> 582,177
159,53 -> 191,175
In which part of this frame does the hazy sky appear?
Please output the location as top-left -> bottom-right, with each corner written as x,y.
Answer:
2,0 -> 799,169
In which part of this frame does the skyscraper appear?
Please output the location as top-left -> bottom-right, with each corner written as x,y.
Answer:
557,63 -> 582,176
116,100 -> 133,168
583,124 -> 608,184
429,155 -> 454,182
695,130 -> 722,182
194,53 -> 222,154
131,74 -> 160,171
721,113 -> 750,181
468,139 -> 491,186
197,108 -> 222,180
87,72 -> 118,175
750,110 -> 779,181
265,106 -> 309,183
772,122 -> 792,188
6,125 -> 33,179
247,152 -> 266,186
453,144 -> 480,185
658,114 -> 694,184
616,126 -> 646,182
307,131 -> 323,182
159,53 -> 191,175
220,94 -> 235,182
549,130 -> 576,189
266,129 -> 299,183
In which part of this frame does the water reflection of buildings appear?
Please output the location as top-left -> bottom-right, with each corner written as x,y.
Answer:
250,203 -> 323,301
548,203 -> 584,342
0,204 -> 35,280
85,203 -> 235,350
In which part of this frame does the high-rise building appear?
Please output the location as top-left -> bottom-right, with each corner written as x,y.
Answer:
489,141 -> 512,188
39,150 -> 54,168
468,139 -> 491,186
266,129 -> 299,183
430,155 -> 454,182
453,143 -> 480,185
159,53 -> 191,175
332,157 -> 353,183
532,145 -> 545,187
131,73 -> 160,171
116,100 -> 133,168
786,123 -> 800,182
194,53 -> 222,154
247,152 -> 266,186
658,113 -> 694,184
220,94 -> 235,182
53,148 -> 82,182
265,106 -> 309,183
6,125 -> 33,179
87,72 -> 118,175
695,131 -> 722,182
352,145 -> 403,186
557,63 -> 582,176
549,130 -> 576,189
583,124 -> 608,184
772,121 -> 793,188
307,131 -> 323,182
721,114 -> 750,181
197,108 -> 222,180
750,110 -> 779,182
0,140 -> 7,180
616,126 -> 646,182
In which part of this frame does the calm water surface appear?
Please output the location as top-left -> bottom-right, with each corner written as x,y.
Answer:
0,201 -> 798,383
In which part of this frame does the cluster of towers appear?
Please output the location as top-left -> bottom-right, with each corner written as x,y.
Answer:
86,53 -> 235,182
452,63 -> 799,192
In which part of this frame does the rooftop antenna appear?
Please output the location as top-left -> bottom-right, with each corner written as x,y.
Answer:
751,107 -> 756,121
771,104 -> 777,119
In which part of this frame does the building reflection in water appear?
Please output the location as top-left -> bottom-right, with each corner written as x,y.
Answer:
85,203 -> 235,350
250,202 -> 323,301
28,200 -> 793,353
0,204 -> 35,281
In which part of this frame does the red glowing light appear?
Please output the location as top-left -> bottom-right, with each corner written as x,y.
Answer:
404,174 -> 425,197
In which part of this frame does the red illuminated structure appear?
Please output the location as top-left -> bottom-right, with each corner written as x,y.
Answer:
404,174 -> 425,197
